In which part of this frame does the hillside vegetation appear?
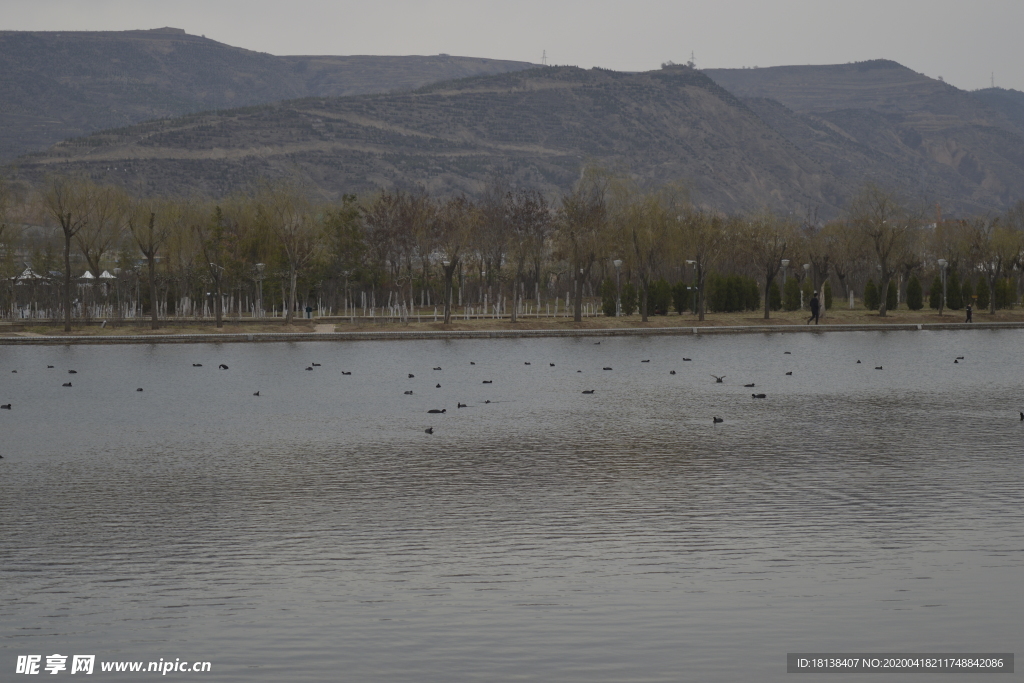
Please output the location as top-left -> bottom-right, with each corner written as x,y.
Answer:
0,27 -> 535,162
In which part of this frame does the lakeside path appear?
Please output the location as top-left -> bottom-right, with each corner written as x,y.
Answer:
3,315 -> 1023,345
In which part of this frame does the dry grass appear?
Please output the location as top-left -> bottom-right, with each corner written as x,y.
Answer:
5,306 -> 1017,337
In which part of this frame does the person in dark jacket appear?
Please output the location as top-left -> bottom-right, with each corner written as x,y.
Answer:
807,291 -> 820,325
965,303 -> 973,323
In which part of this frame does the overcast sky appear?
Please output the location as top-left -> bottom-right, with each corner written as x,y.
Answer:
5,0 -> 1022,91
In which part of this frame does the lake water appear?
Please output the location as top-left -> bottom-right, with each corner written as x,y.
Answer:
1,330 -> 1022,681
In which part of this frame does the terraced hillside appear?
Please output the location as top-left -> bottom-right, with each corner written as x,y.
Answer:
0,27 -> 535,162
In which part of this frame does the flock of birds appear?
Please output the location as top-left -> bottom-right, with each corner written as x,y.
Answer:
0,346 -> 997,454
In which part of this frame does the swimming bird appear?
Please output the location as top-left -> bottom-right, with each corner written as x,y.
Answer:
482,380 -> 493,384
47,365 -> 54,369
341,371 -> 351,375
670,370 -> 676,375
435,383 -> 441,388
428,409 -> 446,414
219,364 -> 229,370
603,367 -> 613,371
136,388 -> 143,392
550,363 -> 555,367
594,342 -> 601,345
470,362 -> 476,365
62,382 -> 72,387
875,366 -> 883,370
956,356 -> 964,360
784,351 -> 791,355
458,403 -> 467,408
253,391 -> 260,396
524,362 -> 531,365
713,416 -> 724,423
856,360 -> 861,364
433,367 -> 442,371
408,374 -> 415,378
576,370 -> 581,373
404,390 -> 413,395
744,383 -> 755,387
581,390 -> 595,394
1,404 -> 11,409
752,393 -> 766,399
11,370 -> 16,373
311,363 -> 321,367
425,427 -> 434,434
193,363 -> 202,367
305,367 -> 313,371
1020,412 -> 1023,421
682,358 -> 692,362
711,375 -> 725,383
485,400 -> 491,404
68,370 -> 77,374
954,360 -> 958,364
785,371 -> 793,376
641,360 -> 650,363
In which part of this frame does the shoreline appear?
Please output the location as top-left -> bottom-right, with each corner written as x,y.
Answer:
1,321 -> 1021,345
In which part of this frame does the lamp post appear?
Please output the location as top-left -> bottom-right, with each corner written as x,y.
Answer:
613,259 -> 623,316
686,260 -> 697,314
937,258 -> 948,316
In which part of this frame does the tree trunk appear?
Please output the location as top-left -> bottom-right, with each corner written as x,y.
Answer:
63,231 -> 73,332
697,267 -> 706,322
640,277 -> 649,322
148,255 -> 158,330
215,277 -> 223,328
573,276 -> 584,322
763,270 -> 772,320
878,276 -> 889,316
286,265 -> 297,324
511,277 -> 518,323
989,273 -> 998,314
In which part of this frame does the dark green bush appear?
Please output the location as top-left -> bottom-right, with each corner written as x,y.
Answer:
994,277 -> 1015,309
906,275 -> 923,310
647,279 -> 672,315
783,277 -> 801,311
671,281 -> 691,314
801,278 -> 814,309
961,277 -> 973,309
929,276 -> 942,309
621,282 -> 637,316
707,274 -> 760,312
947,271 -> 962,309
768,281 -> 782,311
975,278 -> 988,310
823,280 -> 833,309
600,278 -> 617,317
863,279 -> 879,310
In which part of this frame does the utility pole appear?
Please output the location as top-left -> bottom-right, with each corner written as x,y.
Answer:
542,50 -> 548,66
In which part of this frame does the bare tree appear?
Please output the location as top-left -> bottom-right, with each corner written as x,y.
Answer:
43,176 -> 92,332
847,184 -> 917,317
744,211 -> 793,319
127,198 -> 174,329
432,196 -> 475,324
556,172 -> 608,322
506,189 -> 549,323
681,208 -> 727,321
257,184 -> 325,324
968,217 -> 1022,314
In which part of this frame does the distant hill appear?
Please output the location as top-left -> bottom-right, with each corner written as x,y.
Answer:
9,61 -> 1024,217
0,27 -> 536,162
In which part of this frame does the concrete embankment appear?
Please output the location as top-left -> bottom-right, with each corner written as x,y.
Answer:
2,322 -> 1022,345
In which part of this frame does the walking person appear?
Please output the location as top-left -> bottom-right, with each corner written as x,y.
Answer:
806,291 -> 820,325
965,303 -> 973,323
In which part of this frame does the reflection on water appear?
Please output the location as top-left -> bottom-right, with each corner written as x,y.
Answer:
1,331 -> 1022,681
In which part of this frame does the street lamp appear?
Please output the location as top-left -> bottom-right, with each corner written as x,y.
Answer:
937,258 -> 948,316
613,259 -> 623,316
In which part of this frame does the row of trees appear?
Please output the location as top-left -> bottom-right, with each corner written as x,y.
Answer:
2,171 -> 1024,332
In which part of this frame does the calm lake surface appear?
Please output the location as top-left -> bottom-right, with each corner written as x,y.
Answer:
1,330 -> 1022,681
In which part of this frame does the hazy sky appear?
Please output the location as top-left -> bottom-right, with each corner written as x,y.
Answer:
4,0 -> 1022,91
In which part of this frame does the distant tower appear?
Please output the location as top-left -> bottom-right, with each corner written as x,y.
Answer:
542,50 -> 548,66
687,51 -> 696,68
